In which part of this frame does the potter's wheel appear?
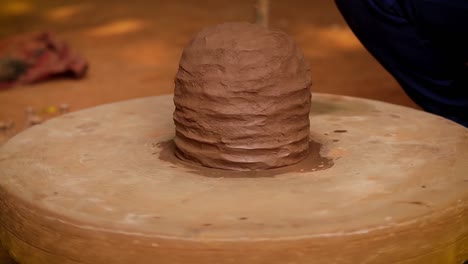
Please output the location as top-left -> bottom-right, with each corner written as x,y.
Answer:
0,94 -> 467,264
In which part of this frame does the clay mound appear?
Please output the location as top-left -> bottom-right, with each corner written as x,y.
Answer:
173,22 -> 312,171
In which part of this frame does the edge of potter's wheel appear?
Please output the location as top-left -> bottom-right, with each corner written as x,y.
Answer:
0,185 -> 467,264
0,183 -> 467,242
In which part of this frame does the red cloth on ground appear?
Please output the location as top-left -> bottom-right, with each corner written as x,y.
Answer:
0,31 -> 88,89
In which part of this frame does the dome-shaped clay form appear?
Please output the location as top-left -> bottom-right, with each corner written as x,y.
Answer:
173,22 -> 312,170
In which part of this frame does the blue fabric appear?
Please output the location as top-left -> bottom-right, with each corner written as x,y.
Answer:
335,0 -> 468,127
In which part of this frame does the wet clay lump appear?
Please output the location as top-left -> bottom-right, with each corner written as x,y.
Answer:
173,22 -> 312,170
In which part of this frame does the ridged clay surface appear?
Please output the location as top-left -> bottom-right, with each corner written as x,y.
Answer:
173,22 -> 312,170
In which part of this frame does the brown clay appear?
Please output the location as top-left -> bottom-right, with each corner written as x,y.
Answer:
173,22 -> 312,171
158,140 -> 334,178
0,94 -> 467,264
